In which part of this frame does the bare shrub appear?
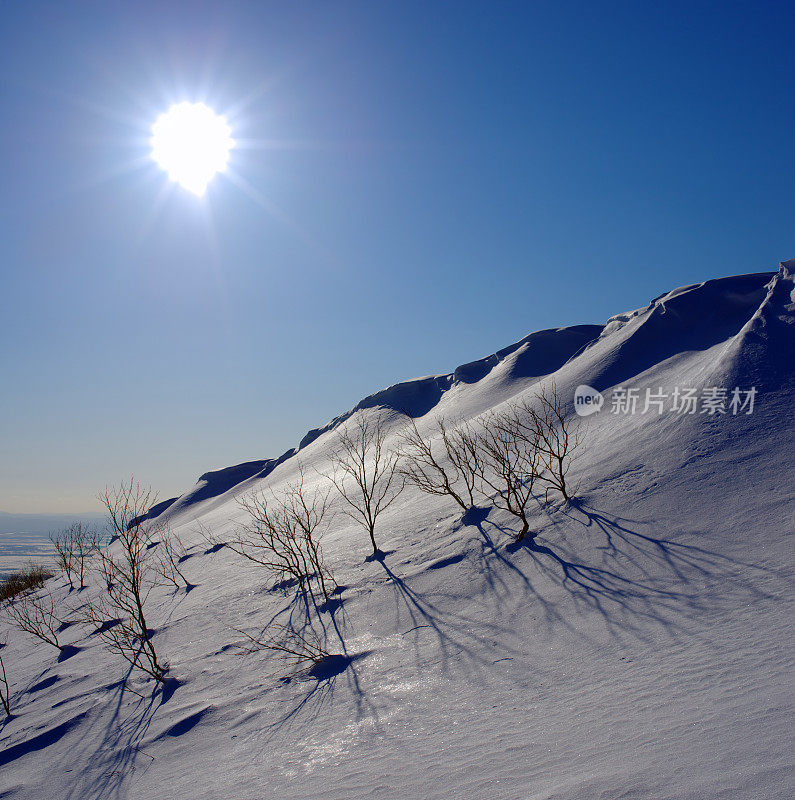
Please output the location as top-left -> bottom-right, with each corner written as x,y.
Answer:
50,522 -> 100,590
441,421 -> 484,510
153,526 -> 192,591
523,384 -> 581,502
232,466 -> 335,605
329,413 -> 404,556
6,588 -> 64,652
236,622 -> 331,669
50,530 -> 75,589
398,416 -> 471,511
398,415 -> 487,512
394,385 -> 584,538
85,480 -> 168,684
0,640 -> 10,716
477,405 -> 543,542
0,564 -> 53,605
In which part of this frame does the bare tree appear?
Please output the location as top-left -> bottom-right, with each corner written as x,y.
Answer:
51,522 -> 100,591
233,466 -> 335,605
6,588 -> 64,652
280,470 -> 336,603
329,413 -> 404,556
477,405 -> 543,542
521,384 -> 581,502
153,526 -> 192,591
398,416 -> 470,511
73,524 -> 101,589
87,480 -> 168,684
0,639 -> 10,716
440,419 -> 484,510
50,529 -> 75,590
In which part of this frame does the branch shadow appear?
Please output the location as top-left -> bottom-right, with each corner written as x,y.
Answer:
232,580 -> 378,743
485,495 -> 780,642
373,557 -> 524,682
60,666 -> 177,800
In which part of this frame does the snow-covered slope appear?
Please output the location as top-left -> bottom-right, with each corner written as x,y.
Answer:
1,263 -> 793,800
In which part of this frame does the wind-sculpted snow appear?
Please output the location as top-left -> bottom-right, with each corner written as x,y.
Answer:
153,323 -> 602,522
718,261 -> 795,392
152,268 -> 788,523
451,325 -> 601,384
152,457 -> 291,522
583,271 -> 777,393
1,263 -> 792,800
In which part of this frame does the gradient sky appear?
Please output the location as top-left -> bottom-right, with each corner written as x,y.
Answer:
1,0 -> 793,512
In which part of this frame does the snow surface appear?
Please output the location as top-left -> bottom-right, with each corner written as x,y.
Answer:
1,264 -> 793,799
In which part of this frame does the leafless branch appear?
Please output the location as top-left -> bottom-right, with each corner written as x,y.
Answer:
477,405 -> 543,542
328,412 -> 404,556
397,416 -> 470,510
6,588 -> 64,651
233,465 -> 336,605
441,420 -> 484,510
50,522 -> 101,590
152,526 -> 192,591
196,522 -> 227,552
88,479 -> 168,683
0,639 -> 10,716
516,383 -> 582,502
234,622 -> 331,668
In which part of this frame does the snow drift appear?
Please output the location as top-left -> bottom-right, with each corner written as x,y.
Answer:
1,263 -> 793,800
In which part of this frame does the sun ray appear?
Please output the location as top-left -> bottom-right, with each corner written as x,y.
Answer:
222,166 -> 339,270
132,179 -> 176,248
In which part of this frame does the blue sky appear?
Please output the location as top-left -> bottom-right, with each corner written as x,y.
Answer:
1,0 -> 792,512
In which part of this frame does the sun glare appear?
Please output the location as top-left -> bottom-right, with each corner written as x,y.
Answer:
150,102 -> 234,196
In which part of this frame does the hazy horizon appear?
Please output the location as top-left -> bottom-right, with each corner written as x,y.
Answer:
0,509 -> 106,577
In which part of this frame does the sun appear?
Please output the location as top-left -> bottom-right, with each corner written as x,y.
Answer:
150,102 -> 234,196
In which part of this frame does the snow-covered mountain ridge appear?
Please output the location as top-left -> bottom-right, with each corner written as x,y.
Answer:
1,262 -> 793,800
153,264 -> 792,526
